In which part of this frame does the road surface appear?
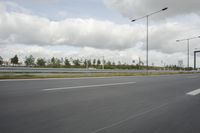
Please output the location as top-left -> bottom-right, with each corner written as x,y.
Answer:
1,74 -> 200,133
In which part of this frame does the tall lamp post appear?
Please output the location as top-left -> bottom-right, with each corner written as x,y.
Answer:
176,36 -> 200,68
131,7 -> 168,74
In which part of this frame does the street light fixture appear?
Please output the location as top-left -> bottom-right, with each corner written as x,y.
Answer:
176,36 -> 200,68
131,7 -> 168,74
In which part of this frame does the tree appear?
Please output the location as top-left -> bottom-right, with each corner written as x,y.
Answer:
0,56 -> 3,65
93,59 -> 96,66
106,61 -> 112,66
97,59 -> 101,66
55,59 -> 61,66
112,62 -> 116,66
51,57 -> 56,65
25,55 -> 35,66
50,57 -> 61,67
37,58 -> 46,67
83,59 -> 87,67
73,59 -> 81,66
87,59 -> 92,67
11,55 -> 18,65
64,58 -> 71,66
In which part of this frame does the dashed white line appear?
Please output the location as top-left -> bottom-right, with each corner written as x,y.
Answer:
187,88 -> 200,96
42,82 -> 136,91
91,102 -> 169,133
187,76 -> 200,79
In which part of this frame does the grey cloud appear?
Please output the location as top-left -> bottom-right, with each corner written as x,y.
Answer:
104,0 -> 200,19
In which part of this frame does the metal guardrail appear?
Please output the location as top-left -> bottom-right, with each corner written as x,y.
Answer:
0,67 -> 184,73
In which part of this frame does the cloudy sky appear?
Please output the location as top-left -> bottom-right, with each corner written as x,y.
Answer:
0,0 -> 200,66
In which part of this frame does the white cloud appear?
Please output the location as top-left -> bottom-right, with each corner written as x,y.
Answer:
0,1 -> 143,50
1,1 -> 200,54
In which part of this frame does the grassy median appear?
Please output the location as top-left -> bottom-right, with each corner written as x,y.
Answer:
0,71 -> 198,79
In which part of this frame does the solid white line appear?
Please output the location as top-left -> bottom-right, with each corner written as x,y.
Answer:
42,82 -> 136,91
187,88 -> 200,96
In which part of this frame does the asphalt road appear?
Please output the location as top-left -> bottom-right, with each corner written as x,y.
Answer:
1,74 -> 200,133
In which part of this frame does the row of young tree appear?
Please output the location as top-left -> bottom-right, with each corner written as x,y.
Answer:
23,55 -> 104,68
0,55 -> 186,70
1,55 -> 114,68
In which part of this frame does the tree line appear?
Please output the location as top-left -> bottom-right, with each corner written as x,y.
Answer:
0,55 -> 186,70
0,55 -> 110,68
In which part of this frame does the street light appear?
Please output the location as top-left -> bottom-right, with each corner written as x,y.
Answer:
102,56 -> 105,70
194,48 -> 200,69
176,36 -> 200,68
131,7 -> 168,74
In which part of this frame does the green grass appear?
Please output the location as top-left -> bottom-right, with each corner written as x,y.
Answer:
0,71 -> 198,79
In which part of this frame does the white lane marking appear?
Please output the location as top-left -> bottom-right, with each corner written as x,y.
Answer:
187,88 -> 200,96
187,76 -> 199,79
91,103 -> 169,133
0,76 -> 137,82
42,82 -> 136,91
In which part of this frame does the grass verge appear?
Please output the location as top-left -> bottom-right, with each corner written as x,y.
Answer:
0,72 -> 198,79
